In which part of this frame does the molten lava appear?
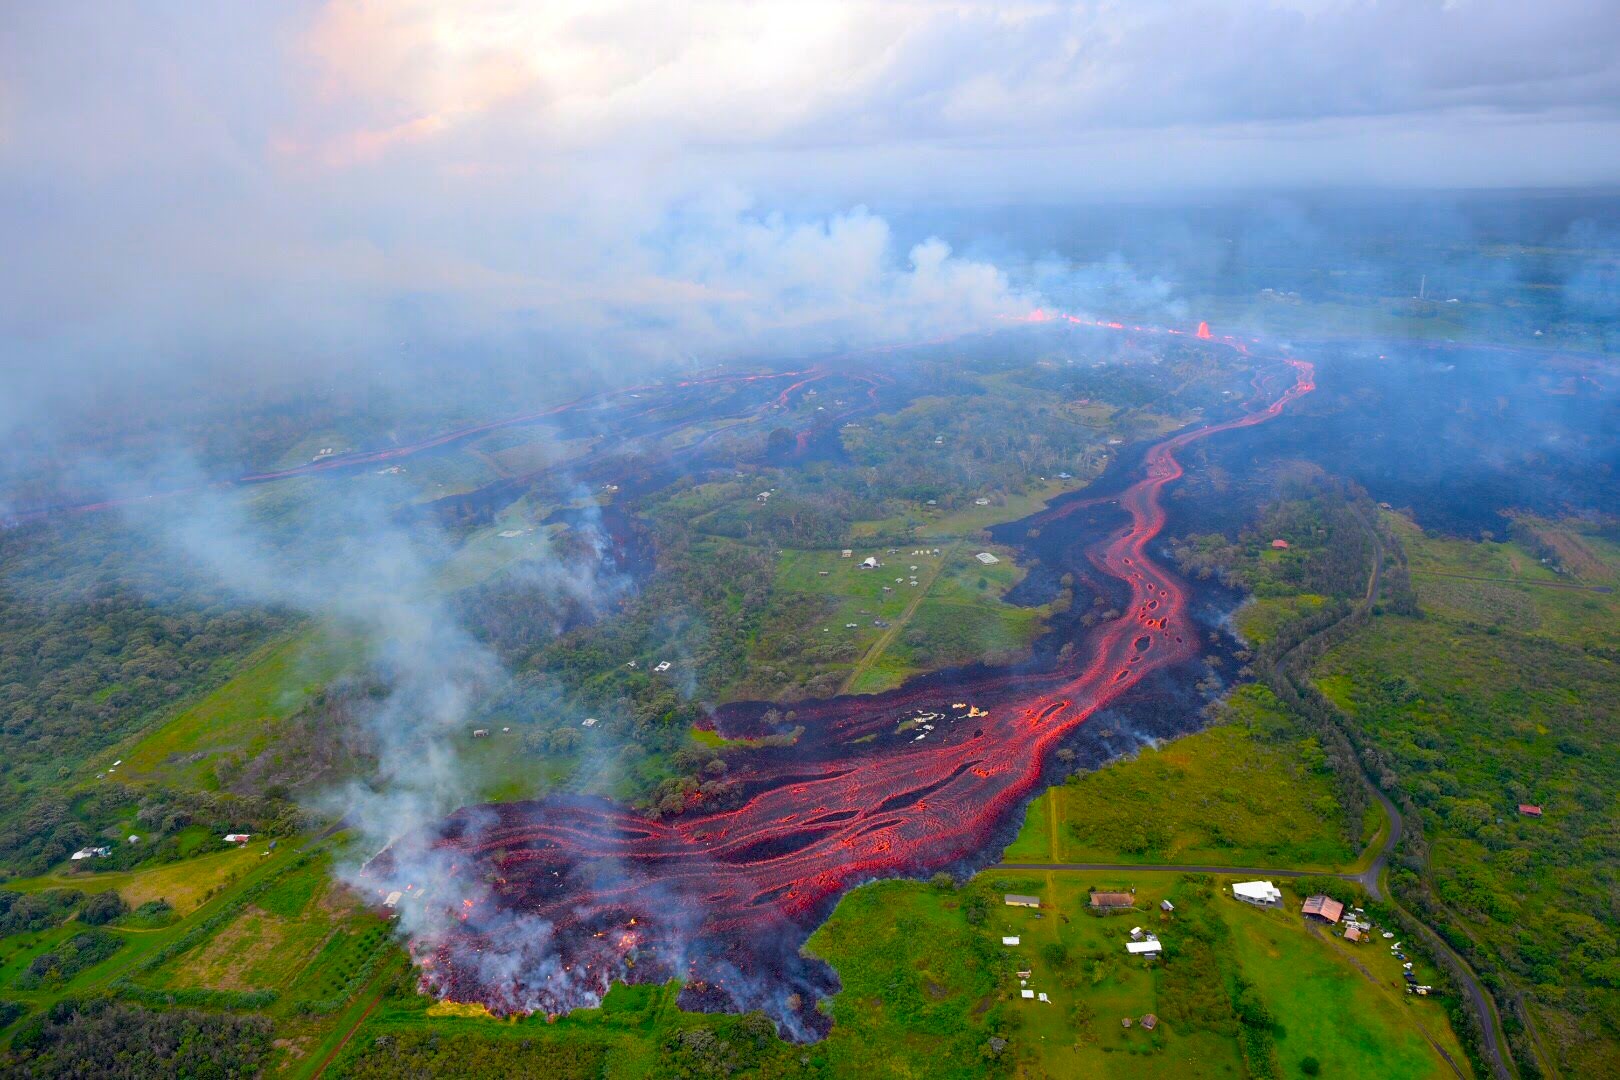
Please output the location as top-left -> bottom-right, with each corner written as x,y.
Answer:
368,354 -> 1316,1040
1196,320 -> 1212,340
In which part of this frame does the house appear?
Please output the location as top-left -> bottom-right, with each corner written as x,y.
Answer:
1126,940 -> 1162,955
1021,989 -> 1035,999
1139,1014 -> 1159,1031
1090,890 -> 1136,910
472,728 -> 490,738
860,557 -> 879,569
1001,936 -> 1021,946
1160,899 -> 1175,913
1518,804 -> 1543,817
841,549 -> 854,558
1232,881 -> 1283,906
70,847 -> 111,861
975,552 -> 1000,565
1271,539 -> 1290,550
1004,894 -> 1041,909
654,661 -> 672,672
1302,895 -> 1345,924
975,498 -> 990,506
1344,926 -> 1365,943
581,717 -> 599,728
1129,926 -> 1145,940
224,833 -> 252,844
383,891 -> 403,909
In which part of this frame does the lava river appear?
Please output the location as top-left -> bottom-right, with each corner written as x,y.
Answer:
366,356 -> 1316,1040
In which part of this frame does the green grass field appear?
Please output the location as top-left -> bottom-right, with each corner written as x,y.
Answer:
1312,514 -> 1620,1077
1004,687 -> 1356,870
114,629 -> 362,789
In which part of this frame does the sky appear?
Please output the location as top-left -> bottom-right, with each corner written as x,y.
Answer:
2,1 -> 1619,431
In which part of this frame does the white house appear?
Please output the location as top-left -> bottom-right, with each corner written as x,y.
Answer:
1232,880 -> 1283,906
1001,936 -> 1020,946
224,833 -> 252,844
1126,940 -> 1162,955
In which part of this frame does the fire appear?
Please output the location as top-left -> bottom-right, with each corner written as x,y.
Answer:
378,348 -> 1318,1042
1196,320 -> 1212,340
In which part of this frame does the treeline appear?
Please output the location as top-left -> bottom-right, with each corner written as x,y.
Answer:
0,517 -> 293,877
333,1030 -> 612,1079
0,780 -> 301,879
13,928 -> 125,989
4,997 -> 272,1078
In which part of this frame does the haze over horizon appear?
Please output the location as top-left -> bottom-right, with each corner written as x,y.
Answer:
4,2 -> 1619,422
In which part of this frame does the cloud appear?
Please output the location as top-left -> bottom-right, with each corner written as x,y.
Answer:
1,1 -> 1618,457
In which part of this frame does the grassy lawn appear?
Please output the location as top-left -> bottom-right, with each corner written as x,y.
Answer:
1004,686 -> 1356,870
764,540 -> 1050,698
1235,593 -> 1328,645
1221,893 -> 1467,1080
114,629 -> 362,788
5,843 -> 270,914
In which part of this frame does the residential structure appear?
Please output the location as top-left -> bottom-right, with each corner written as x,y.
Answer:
1232,880 -> 1283,906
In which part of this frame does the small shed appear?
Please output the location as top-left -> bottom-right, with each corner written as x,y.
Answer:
1344,927 -> 1364,943
1020,989 -> 1035,999
1160,899 -> 1175,912
1001,936 -> 1021,946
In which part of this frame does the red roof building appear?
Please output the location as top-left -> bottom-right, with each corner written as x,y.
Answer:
1270,539 -> 1291,550
1301,895 -> 1345,924
1518,804 -> 1543,817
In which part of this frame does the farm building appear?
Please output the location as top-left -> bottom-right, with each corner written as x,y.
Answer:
1089,890 -> 1136,910
1232,880 -> 1283,907
1302,895 -> 1345,924
860,556 -> 879,569
1004,894 -> 1041,908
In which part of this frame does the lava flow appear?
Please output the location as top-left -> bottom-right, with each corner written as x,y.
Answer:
367,356 -> 1316,1040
